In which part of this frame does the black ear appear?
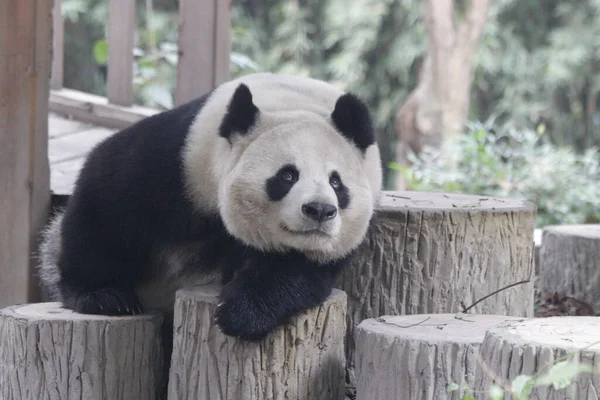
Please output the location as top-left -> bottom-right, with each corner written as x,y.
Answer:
331,93 -> 375,152
219,83 -> 259,142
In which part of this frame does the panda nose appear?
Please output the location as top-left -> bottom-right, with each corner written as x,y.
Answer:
302,202 -> 338,222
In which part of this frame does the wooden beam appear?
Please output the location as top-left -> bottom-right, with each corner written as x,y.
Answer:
107,0 -> 135,106
175,0 -> 231,105
49,88 -> 158,130
0,0 -> 53,307
50,0 -> 63,90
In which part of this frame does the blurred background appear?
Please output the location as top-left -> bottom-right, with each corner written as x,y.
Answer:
60,0 -> 600,229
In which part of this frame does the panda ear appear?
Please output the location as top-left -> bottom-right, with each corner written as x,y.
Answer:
219,83 -> 260,142
331,93 -> 375,153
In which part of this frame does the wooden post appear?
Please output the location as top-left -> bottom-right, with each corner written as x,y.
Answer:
0,0 -> 52,307
107,0 -> 136,106
336,191 -> 537,385
50,0 -> 63,90
0,303 -> 164,400
175,0 -> 231,105
167,284 -> 347,400
355,314 -> 522,400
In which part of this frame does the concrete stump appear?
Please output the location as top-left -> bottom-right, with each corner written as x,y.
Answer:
475,316 -> 600,399
355,313 -> 524,400
167,285 -> 347,400
336,190 -> 537,383
0,302 -> 164,400
539,224 -> 600,313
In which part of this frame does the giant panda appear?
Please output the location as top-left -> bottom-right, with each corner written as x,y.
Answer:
38,72 -> 382,341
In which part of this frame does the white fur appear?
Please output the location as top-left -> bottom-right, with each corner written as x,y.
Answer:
183,72 -> 383,263
37,211 -> 65,302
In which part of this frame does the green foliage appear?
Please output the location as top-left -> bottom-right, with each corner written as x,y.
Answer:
393,121 -> 600,227
447,350 -> 596,399
92,39 -> 108,64
473,0 -> 600,151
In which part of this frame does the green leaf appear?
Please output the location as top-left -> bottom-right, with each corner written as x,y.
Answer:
488,384 -> 504,400
446,382 -> 460,393
93,40 -> 109,65
536,360 -> 593,390
511,375 -> 534,398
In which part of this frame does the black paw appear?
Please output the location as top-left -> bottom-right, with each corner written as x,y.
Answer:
213,295 -> 280,341
65,287 -> 143,316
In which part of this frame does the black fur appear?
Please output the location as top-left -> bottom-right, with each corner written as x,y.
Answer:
218,83 -> 259,141
216,245 -> 354,340
331,93 -> 375,153
57,93 -> 216,316
54,86 -> 355,342
330,171 -> 350,209
265,164 -> 299,201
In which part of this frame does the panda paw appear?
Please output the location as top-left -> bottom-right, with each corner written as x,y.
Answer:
213,296 -> 279,341
64,287 -> 143,316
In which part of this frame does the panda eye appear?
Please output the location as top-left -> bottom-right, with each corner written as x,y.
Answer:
282,171 -> 294,181
330,174 -> 341,189
278,165 -> 298,183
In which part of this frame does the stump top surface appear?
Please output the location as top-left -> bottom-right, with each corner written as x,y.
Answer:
377,191 -> 535,213
357,314 -> 524,345
543,224 -> 600,239
1,302 -> 162,322
487,316 -> 600,351
177,285 -> 347,307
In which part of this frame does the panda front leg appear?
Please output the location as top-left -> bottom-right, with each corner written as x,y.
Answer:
214,261 -> 343,341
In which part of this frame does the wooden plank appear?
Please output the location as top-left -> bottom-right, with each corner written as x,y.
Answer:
49,126 -> 115,163
49,113 -> 94,138
0,0 -> 53,307
175,0 -> 231,105
50,0 -> 63,89
50,157 -> 86,196
107,0 -> 135,106
49,88 -> 158,130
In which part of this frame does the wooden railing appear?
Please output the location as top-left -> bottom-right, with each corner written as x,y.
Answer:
49,0 -> 231,129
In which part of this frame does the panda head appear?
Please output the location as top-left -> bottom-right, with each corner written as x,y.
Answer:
187,77 -> 382,264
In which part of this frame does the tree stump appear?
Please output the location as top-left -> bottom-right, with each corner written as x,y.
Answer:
0,302 -> 164,400
354,313 -> 523,400
475,316 -> 600,399
539,224 -> 600,313
167,285 -> 347,400
336,190 -> 536,384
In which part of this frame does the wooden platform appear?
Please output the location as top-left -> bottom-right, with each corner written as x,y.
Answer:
49,112 -> 117,195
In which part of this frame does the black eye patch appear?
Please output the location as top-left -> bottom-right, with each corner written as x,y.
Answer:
266,164 -> 299,201
330,171 -> 350,209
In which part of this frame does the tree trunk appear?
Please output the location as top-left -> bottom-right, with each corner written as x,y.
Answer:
474,316 -> 600,399
538,224 -> 600,314
336,191 -> 536,386
355,313 -> 523,400
167,285 -> 347,400
394,0 -> 490,189
0,302 -> 164,400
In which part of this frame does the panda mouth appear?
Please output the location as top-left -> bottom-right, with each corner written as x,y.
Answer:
281,225 -> 330,237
